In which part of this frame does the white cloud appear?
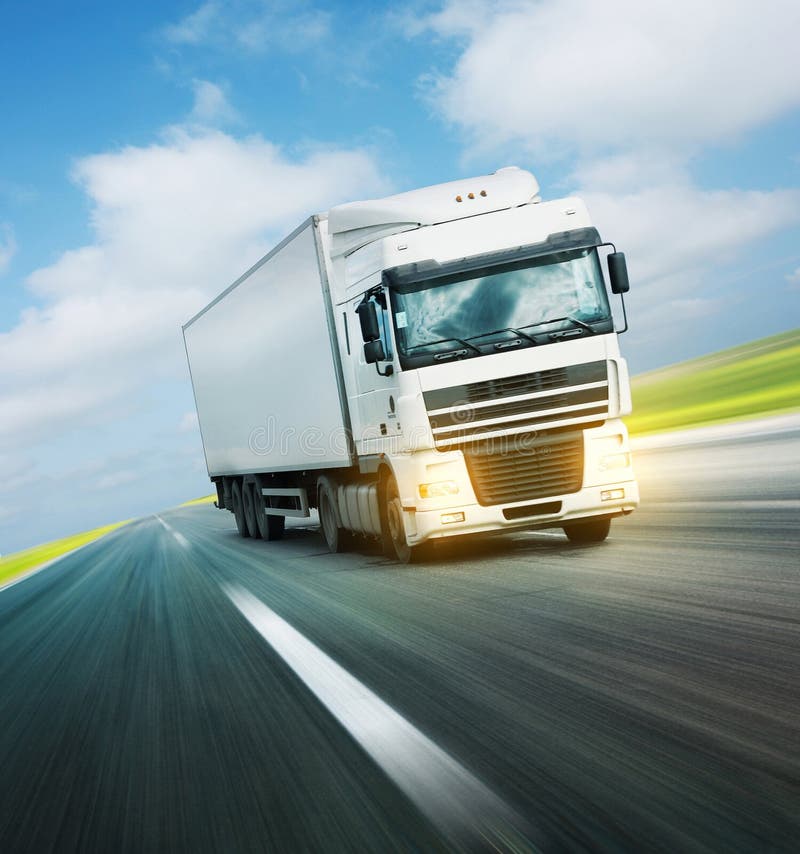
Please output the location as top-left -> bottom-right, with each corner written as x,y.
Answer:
398,0 -> 491,40
90,470 -> 141,492
163,1 -> 220,45
0,223 -> 17,274
420,0 -> 800,154
236,9 -> 331,52
0,455 -> 36,494
189,79 -> 240,126
179,411 -> 199,433
578,167 -> 800,287
162,1 -> 331,54
786,266 -> 800,289
0,127 -> 388,451
575,160 -> 800,349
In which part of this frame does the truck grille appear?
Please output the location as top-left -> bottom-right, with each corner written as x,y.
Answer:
464,432 -> 584,506
423,360 -> 608,449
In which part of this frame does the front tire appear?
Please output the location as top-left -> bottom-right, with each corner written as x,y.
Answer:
382,475 -> 431,564
563,517 -> 611,543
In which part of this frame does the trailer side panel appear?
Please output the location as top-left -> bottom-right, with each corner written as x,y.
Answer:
184,220 -> 352,476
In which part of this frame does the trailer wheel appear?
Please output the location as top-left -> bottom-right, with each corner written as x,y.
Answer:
254,485 -> 285,541
242,482 -> 261,539
382,475 -> 431,564
563,516 -> 611,543
318,477 -> 348,553
231,480 -> 250,538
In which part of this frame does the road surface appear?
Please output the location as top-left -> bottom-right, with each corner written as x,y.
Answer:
1,428 -> 798,852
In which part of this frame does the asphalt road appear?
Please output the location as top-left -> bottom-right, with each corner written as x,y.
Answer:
1,429 -> 798,853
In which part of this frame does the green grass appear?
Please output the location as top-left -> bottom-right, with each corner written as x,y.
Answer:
0,520 -> 129,589
627,328 -> 800,436
180,494 -> 216,507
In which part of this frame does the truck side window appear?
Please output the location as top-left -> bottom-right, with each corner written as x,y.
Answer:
378,301 -> 393,360
362,293 -> 393,361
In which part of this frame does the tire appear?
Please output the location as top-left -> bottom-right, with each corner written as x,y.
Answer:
256,506 -> 285,541
318,477 -> 349,553
382,475 -> 431,564
253,479 -> 286,541
231,480 -> 250,538
563,516 -> 611,543
242,482 -> 261,539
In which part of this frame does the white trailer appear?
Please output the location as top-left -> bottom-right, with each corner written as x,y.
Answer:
184,167 -> 639,561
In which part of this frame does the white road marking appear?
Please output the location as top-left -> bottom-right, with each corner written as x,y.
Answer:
224,583 -> 533,849
155,516 -> 190,548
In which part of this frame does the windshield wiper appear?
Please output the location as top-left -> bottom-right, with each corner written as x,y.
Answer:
518,315 -> 596,335
560,315 -> 594,331
465,327 -> 537,346
406,337 -> 482,355
524,315 -> 594,331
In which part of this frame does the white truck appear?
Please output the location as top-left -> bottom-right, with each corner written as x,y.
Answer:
183,167 -> 639,562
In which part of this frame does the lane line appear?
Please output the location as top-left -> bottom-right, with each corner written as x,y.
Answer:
224,583 -> 535,850
155,516 -> 190,548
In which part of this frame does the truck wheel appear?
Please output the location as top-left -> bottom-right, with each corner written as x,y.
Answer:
383,475 -> 431,564
231,480 -> 250,538
318,477 -> 348,553
253,480 -> 285,541
242,483 -> 261,539
255,504 -> 285,541
563,517 -> 611,543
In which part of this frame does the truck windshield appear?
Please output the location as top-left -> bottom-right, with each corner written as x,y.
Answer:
389,247 -> 613,369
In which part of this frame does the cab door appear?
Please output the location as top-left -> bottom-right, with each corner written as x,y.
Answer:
350,289 -> 402,453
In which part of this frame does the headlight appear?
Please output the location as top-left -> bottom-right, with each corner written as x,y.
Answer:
418,480 -> 459,499
593,434 -> 629,471
599,452 -> 630,471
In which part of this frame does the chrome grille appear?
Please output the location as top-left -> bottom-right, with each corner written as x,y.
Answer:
423,361 -> 605,409
424,360 -> 608,448
464,433 -> 584,506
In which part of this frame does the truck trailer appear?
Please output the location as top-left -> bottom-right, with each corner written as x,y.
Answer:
183,167 -> 639,562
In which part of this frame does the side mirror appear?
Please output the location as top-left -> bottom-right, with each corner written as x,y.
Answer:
363,339 -> 386,364
356,299 -> 380,342
607,252 -> 630,294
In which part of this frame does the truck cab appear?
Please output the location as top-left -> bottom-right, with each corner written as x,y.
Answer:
323,167 -> 638,560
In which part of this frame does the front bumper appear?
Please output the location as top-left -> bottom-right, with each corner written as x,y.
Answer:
404,478 -> 639,545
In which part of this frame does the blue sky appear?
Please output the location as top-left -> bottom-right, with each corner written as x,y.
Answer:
1,0 -> 799,554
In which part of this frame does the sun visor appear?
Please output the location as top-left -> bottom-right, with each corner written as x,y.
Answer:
383,227 -> 602,291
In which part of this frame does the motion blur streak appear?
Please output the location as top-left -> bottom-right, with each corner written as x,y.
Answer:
156,514 -> 191,549
0,421 -> 797,851
225,583 -> 534,850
